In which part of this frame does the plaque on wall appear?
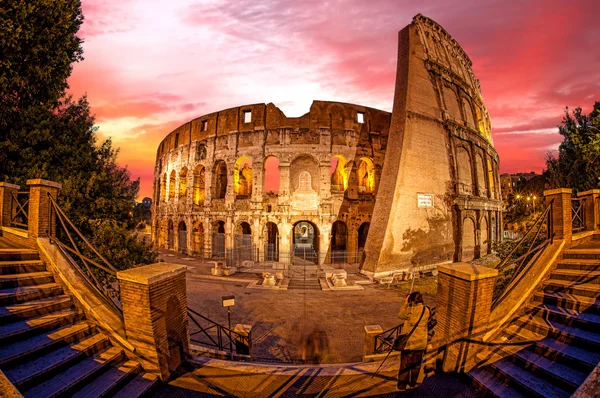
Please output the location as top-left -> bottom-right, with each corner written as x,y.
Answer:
417,193 -> 434,208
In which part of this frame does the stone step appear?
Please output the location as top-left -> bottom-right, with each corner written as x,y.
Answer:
484,356 -> 571,398
468,366 -> 525,398
526,302 -> 600,331
70,359 -> 141,398
0,309 -> 80,345
549,269 -> 600,284
509,347 -> 588,393
0,283 -> 63,306
5,332 -> 110,388
504,323 -> 599,373
513,313 -> 600,350
534,290 -> 600,315
112,372 -> 160,398
563,248 -> 600,260
21,345 -> 124,398
0,271 -> 55,289
0,260 -> 46,275
0,295 -> 72,323
0,321 -> 95,368
543,279 -> 600,298
555,258 -> 600,271
0,250 -> 40,262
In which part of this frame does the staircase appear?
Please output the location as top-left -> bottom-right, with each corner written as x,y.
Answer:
0,246 -> 159,397
469,238 -> 600,397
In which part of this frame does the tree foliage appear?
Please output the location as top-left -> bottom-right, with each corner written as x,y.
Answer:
546,102 -> 600,193
0,0 -> 156,267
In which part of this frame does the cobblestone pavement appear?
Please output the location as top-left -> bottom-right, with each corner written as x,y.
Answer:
151,357 -> 480,397
159,250 -> 438,364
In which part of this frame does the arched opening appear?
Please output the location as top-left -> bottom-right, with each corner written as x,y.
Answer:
330,220 -> 348,263
475,154 -> 486,197
214,161 -> 227,199
462,217 -> 476,262
457,146 -> 473,195
212,220 -> 226,257
169,170 -> 176,200
193,221 -> 204,257
159,173 -> 166,202
330,155 -> 348,192
234,156 -> 253,199
263,222 -> 279,261
178,221 -> 187,254
487,158 -> 496,199
481,216 -> 489,255
179,167 -> 188,199
357,158 -> 376,194
358,222 -> 370,250
168,220 -> 174,250
234,221 -> 253,262
263,156 -> 280,194
290,154 -> 320,210
193,165 -> 205,205
292,221 -> 319,264
462,98 -> 475,129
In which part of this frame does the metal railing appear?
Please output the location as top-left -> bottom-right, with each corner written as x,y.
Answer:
492,200 -> 553,308
188,307 -> 252,358
10,191 -> 29,229
48,194 -> 122,313
373,324 -> 403,354
571,197 -> 586,233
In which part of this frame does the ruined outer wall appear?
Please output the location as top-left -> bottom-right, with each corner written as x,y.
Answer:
362,15 -> 502,276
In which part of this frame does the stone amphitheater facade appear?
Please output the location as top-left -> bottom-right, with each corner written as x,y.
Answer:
152,14 -> 503,274
152,100 -> 391,264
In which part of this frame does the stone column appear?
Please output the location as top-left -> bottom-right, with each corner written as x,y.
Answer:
363,325 -> 383,360
319,224 -> 331,265
117,263 -> 189,380
279,220 -> 291,265
278,162 -> 291,205
544,188 -> 573,241
433,263 -> 497,373
319,161 -> 331,200
577,189 -> 600,231
252,159 -> 264,203
0,182 -> 20,228
27,179 -> 62,239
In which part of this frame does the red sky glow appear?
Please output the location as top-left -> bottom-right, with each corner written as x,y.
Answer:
68,0 -> 600,199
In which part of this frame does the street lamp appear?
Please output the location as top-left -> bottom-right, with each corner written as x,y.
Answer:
532,195 -> 537,213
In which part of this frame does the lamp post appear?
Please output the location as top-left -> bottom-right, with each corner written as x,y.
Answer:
532,195 -> 537,213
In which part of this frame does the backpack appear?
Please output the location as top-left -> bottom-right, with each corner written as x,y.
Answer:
426,306 -> 438,341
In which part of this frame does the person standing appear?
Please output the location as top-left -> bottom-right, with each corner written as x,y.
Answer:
397,291 -> 430,392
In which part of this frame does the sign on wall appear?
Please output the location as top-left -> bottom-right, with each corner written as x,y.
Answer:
417,193 -> 434,208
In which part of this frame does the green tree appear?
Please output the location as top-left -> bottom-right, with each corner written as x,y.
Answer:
546,102 -> 600,193
0,0 -> 156,267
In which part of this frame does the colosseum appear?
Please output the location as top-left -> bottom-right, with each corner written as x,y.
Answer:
152,14 -> 503,278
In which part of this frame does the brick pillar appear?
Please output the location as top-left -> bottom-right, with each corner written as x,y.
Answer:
27,179 -> 61,239
117,263 -> 189,380
544,188 -> 573,241
434,262 -> 498,373
363,325 -> 383,360
577,190 -> 600,231
0,182 -> 20,228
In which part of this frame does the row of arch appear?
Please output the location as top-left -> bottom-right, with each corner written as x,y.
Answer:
455,144 -> 498,199
159,218 -> 371,264
157,154 -> 378,204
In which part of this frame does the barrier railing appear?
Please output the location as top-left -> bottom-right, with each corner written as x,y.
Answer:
47,194 -> 121,313
10,191 -> 29,229
571,197 -> 586,233
492,200 -> 553,307
373,324 -> 402,354
188,307 -> 252,358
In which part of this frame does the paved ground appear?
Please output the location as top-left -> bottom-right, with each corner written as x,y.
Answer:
160,250 -> 438,364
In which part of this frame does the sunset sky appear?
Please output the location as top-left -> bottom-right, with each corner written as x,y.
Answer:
67,0 -> 600,199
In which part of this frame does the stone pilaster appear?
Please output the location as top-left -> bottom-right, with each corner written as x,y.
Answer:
544,188 -> 573,241
26,179 -> 61,239
117,263 -> 189,380
0,182 -> 20,228
434,262 -> 497,373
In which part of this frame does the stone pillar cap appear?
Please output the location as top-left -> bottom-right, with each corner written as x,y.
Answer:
117,263 -> 186,285
543,188 -> 573,196
26,179 -> 62,189
578,189 -> 600,196
438,262 -> 498,281
0,182 -> 20,189
365,325 -> 383,333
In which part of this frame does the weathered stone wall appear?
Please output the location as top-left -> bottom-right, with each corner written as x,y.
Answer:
152,100 -> 390,264
362,14 -> 502,277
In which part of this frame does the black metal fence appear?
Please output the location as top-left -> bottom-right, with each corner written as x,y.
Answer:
188,307 -> 252,358
10,191 -> 29,230
571,197 -> 586,233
